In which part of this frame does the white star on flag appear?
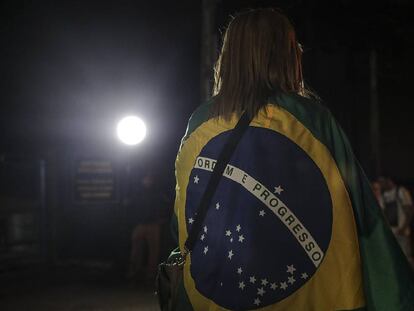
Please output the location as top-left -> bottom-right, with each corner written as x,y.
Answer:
203,246 -> 208,254
237,267 -> 243,274
200,234 -> 205,241
301,272 -> 309,280
261,279 -> 268,286
230,238 -> 233,243
280,282 -> 288,290
228,250 -> 234,260
259,210 -> 266,216
254,298 -> 261,306
194,175 -> 199,184
215,202 -> 220,210
238,235 -> 245,242
287,264 -> 296,274
236,224 -> 241,232
288,276 -> 296,284
257,287 -> 266,296
249,276 -> 256,284
270,283 -> 277,290
239,281 -> 245,290
225,230 -> 231,236
274,185 -> 284,194
203,226 -> 208,233
188,218 -> 194,224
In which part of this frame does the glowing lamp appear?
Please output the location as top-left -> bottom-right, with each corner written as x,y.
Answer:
117,116 -> 146,145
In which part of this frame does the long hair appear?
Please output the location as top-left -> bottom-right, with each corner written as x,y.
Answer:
212,9 -> 305,120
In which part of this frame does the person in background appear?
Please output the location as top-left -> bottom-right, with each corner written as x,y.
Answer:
127,171 -> 169,284
371,180 -> 384,208
379,177 -> 413,263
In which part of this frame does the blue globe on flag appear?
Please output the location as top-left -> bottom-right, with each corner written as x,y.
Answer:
185,127 -> 333,310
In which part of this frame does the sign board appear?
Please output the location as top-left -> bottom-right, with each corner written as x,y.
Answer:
74,159 -> 118,204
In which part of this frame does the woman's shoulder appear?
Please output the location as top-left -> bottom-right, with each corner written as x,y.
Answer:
269,93 -> 331,121
269,93 -> 334,135
181,99 -> 215,143
267,92 -> 357,162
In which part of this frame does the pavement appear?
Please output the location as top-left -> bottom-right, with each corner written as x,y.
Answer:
0,264 -> 160,311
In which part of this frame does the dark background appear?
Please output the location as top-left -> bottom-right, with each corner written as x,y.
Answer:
0,0 -> 413,268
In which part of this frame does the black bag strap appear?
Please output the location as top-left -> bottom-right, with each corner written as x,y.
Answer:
184,112 -> 252,254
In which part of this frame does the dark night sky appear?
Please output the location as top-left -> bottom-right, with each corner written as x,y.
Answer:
0,1 -> 201,159
1,0 -> 414,181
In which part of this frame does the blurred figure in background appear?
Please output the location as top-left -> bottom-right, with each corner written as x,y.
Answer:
379,177 -> 413,263
371,180 -> 384,208
127,171 -> 169,284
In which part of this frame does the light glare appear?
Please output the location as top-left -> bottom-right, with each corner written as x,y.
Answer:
117,116 -> 146,145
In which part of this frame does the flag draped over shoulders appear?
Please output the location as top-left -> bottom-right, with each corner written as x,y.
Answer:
171,93 -> 414,311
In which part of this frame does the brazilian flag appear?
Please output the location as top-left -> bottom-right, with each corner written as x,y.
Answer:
171,93 -> 414,310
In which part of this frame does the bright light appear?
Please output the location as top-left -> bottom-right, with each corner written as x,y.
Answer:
117,116 -> 146,145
